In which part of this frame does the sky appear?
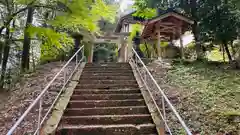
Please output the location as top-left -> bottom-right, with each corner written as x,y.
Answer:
119,0 -> 134,12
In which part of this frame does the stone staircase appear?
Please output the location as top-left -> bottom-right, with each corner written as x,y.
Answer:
56,63 -> 158,135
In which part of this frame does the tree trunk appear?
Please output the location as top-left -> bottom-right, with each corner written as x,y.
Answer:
74,35 -> 83,53
0,28 -> 10,89
21,7 -> 34,72
0,27 -> 4,64
223,41 -> 233,62
189,0 -> 202,60
230,41 -> 236,60
222,44 -> 226,62
0,42 -> 3,64
73,34 -> 83,60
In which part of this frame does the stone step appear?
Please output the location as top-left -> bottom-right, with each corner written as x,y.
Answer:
61,114 -> 153,125
83,68 -> 132,71
56,124 -> 157,135
64,106 -> 149,116
78,80 -> 137,85
76,84 -> 139,89
80,75 -> 135,80
81,72 -> 134,76
85,63 -> 130,68
82,70 -> 133,73
67,99 -> 146,108
52,63 -> 159,135
73,89 -> 141,95
83,67 -> 132,71
70,94 -> 143,100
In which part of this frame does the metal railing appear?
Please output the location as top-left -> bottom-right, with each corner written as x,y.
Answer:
7,46 -> 85,135
130,48 -> 192,135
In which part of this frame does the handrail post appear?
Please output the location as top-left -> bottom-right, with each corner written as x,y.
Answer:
76,53 -> 78,66
63,68 -> 66,84
37,98 -> 42,135
162,94 -> 166,132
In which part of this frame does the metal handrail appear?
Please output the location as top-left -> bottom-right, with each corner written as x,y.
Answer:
7,46 -> 85,135
130,48 -> 192,135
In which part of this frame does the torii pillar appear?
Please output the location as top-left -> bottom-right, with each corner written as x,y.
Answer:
87,42 -> 94,63
118,35 -> 128,62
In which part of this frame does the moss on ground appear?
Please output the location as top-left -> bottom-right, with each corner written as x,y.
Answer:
166,61 -> 240,134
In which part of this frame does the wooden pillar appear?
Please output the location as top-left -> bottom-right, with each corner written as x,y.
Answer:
157,29 -> 162,59
178,22 -> 184,59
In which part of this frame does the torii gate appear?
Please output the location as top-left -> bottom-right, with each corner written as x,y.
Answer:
90,33 -> 129,63
71,30 -> 129,63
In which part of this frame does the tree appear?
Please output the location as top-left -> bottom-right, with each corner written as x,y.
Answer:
0,0 -> 117,89
199,0 -> 240,62
21,6 -> 34,72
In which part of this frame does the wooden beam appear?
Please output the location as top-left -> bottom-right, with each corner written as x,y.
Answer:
149,12 -> 194,25
159,25 -> 177,30
156,22 -> 176,27
161,28 -> 175,32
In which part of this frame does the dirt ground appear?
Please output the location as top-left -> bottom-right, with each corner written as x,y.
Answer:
0,61 -> 75,134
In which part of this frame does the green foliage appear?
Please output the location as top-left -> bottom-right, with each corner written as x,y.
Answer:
200,0 -> 239,43
134,0 -> 168,9
184,42 -> 196,59
50,0 -> 117,33
129,24 -> 142,40
93,43 -> 118,62
160,42 -> 168,47
26,25 -> 74,63
27,26 -> 70,48
132,8 -> 157,19
139,43 -> 153,58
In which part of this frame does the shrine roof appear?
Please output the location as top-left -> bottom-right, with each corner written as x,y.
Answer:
141,8 -> 194,40
115,11 -> 146,33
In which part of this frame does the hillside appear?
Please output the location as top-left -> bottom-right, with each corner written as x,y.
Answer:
147,60 -> 240,135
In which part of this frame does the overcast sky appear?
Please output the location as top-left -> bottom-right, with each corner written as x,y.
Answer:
119,0 -> 134,12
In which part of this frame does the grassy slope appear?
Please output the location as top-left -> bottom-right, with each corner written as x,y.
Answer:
167,61 -> 240,134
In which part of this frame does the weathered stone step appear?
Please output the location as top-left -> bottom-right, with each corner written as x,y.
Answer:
73,89 -> 141,94
81,72 -> 134,76
78,80 -> 137,85
70,94 -> 143,100
76,84 -> 139,89
67,99 -> 146,108
61,114 -> 153,125
56,124 -> 157,135
82,70 -> 133,73
64,106 -> 149,116
80,75 -> 135,80
83,67 -> 131,71
85,63 -> 130,67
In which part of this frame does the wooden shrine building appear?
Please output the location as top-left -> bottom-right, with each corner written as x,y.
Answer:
115,8 -> 194,59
